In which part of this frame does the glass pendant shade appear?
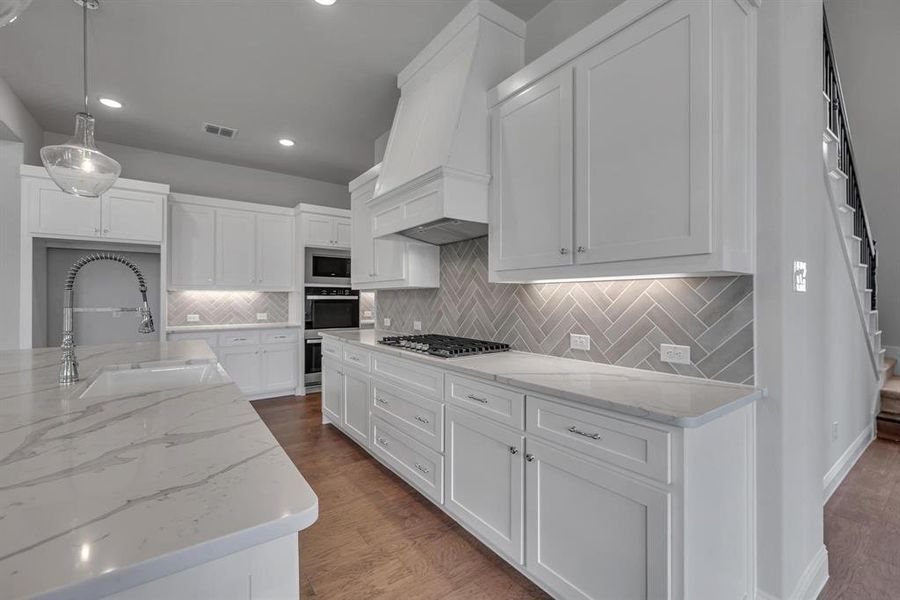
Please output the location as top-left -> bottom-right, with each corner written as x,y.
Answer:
0,0 -> 32,27
40,112 -> 121,198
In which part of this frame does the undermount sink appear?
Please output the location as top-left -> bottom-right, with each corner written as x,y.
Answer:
79,361 -> 230,399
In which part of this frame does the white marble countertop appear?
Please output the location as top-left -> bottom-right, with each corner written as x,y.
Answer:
0,341 -> 318,600
166,322 -> 302,333
320,329 -> 762,428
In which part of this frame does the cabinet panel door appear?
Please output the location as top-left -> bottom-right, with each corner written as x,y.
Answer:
373,238 -> 406,283
29,185 -> 102,237
261,343 -> 296,393
256,215 -> 294,289
216,209 -> 257,287
321,359 -> 343,423
169,203 -> 215,287
445,406 -> 524,564
525,439 -> 670,600
102,190 -> 164,242
575,1 -> 711,264
350,193 -> 374,285
342,368 -> 369,445
334,217 -> 352,248
302,214 -> 334,248
218,346 -> 262,395
491,67 -> 574,271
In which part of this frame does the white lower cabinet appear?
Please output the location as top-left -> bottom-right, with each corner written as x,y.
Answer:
261,344 -> 298,393
341,367 -> 370,444
371,416 -> 444,504
525,438 -> 670,600
444,406 -> 524,564
217,346 -> 263,395
321,359 -> 343,424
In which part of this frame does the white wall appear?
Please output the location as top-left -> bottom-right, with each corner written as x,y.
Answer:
524,0 -> 627,63
824,0 -> 900,348
43,131 -> 350,210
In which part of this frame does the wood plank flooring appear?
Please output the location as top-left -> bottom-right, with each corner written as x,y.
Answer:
252,394 -> 550,599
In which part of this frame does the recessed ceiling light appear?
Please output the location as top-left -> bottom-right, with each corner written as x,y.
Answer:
279,138 -> 295,147
99,97 -> 123,109
315,0 -> 336,5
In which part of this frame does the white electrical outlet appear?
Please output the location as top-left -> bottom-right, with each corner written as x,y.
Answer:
660,344 -> 691,365
256,312 -> 268,321
413,321 -> 422,331
383,317 -> 391,328
363,310 -> 373,318
832,421 -> 839,441
186,314 -> 200,323
793,260 -> 807,292
570,334 -> 591,351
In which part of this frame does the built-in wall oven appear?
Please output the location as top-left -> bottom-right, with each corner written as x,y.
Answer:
304,286 -> 359,386
305,248 -> 351,286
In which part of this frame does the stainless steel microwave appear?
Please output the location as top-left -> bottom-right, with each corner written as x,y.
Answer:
305,248 -> 351,286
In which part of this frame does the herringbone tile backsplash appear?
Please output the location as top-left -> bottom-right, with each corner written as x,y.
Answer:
376,238 -> 754,384
168,291 -> 289,326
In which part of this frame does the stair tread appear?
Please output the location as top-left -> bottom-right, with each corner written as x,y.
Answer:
881,376 -> 900,399
884,357 -> 897,372
877,412 -> 900,424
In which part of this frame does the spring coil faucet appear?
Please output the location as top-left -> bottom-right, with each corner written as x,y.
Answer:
59,252 -> 155,384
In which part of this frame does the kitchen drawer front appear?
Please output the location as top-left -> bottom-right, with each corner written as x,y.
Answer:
322,337 -> 342,360
445,374 -> 524,429
526,396 -> 671,483
217,331 -> 262,347
261,329 -> 298,345
371,416 -> 444,504
342,346 -> 372,372
371,353 -> 443,400
167,332 -> 219,349
371,378 -> 444,452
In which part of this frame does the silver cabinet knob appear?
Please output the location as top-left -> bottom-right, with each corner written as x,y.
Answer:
525,454 -> 535,462
560,248 -> 569,255
103,228 -> 109,234
509,446 -> 519,455
377,436 -> 388,446
576,246 -> 585,253
415,415 -> 430,424
414,463 -> 430,474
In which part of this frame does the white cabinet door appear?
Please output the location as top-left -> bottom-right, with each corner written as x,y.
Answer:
350,193 -> 374,286
491,67 -> 574,271
334,217 -> 352,248
261,343 -> 297,393
525,439 -> 670,600
256,214 -> 294,289
574,1 -> 711,264
216,209 -> 257,287
169,203 -> 216,287
373,238 -> 406,283
218,346 -> 262,395
102,190 -> 164,242
445,406 -> 524,564
29,185 -> 102,237
342,368 -> 369,445
302,213 -> 335,248
321,359 -> 343,424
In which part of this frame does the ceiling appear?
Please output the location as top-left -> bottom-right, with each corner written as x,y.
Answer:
0,0 -> 551,185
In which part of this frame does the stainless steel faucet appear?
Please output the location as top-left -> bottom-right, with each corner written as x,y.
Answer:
59,252 -> 155,385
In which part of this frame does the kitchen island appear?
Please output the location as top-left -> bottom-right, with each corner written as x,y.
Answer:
0,341 -> 318,600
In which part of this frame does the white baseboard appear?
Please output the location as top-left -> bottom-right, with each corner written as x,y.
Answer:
756,545 -> 828,600
823,425 -> 875,502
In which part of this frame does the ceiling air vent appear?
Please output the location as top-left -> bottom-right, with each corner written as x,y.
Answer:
203,122 -> 238,139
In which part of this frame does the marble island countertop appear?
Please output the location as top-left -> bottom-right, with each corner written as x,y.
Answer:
0,341 -> 318,600
320,329 -> 762,428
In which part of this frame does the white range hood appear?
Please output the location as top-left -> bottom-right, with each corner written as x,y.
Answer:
369,0 -> 525,245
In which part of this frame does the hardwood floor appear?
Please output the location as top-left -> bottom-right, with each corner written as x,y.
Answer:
252,393 -> 550,600
821,438 -> 900,599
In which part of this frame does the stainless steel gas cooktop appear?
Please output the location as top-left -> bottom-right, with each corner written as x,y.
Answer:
378,334 -> 510,359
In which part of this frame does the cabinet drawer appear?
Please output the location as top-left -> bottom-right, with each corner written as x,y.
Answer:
445,374 -> 524,429
372,353 -> 443,400
526,396 -> 671,483
342,346 -> 372,372
167,332 -> 219,349
218,331 -> 261,347
322,337 -> 342,360
371,416 -> 444,504
371,378 -> 444,452
261,329 -> 298,345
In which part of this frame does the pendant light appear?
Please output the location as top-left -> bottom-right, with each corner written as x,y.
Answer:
40,0 -> 120,197
0,0 -> 32,28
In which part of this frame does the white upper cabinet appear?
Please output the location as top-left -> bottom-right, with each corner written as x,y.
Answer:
301,213 -> 351,249
216,209 -> 257,287
488,0 -> 757,282
21,165 -> 168,244
334,218 -> 352,248
349,164 -> 439,290
256,214 -> 294,289
169,202 -> 215,287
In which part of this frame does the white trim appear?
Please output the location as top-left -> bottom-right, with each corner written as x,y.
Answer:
294,202 -> 351,218
755,545 -> 828,600
19,164 -> 169,194
348,163 -> 381,193
823,424 -> 874,502
169,192 -> 294,216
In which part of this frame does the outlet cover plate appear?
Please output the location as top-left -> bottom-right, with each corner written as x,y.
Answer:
570,334 -> 591,351
793,261 -> 807,293
383,318 -> 391,328
413,321 -> 422,331
660,344 -> 691,365
256,313 -> 268,321
186,314 -> 200,323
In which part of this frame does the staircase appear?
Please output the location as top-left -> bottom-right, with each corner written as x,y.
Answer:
879,358 -> 900,440
822,15 -> 883,388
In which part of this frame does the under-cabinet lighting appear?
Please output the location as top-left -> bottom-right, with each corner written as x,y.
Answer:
99,97 -> 123,109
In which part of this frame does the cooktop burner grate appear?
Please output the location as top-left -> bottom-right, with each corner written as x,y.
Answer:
378,334 -> 510,358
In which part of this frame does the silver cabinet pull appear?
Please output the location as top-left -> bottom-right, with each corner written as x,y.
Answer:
568,425 -> 602,440
347,354 -> 360,361
559,247 -> 569,255
509,446 -> 519,455
525,454 -> 535,462
414,463 -> 430,474
577,246 -> 585,253
377,437 -> 388,446
415,415 -> 429,424
376,397 -> 389,406
466,394 -> 488,404
232,337 -> 247,342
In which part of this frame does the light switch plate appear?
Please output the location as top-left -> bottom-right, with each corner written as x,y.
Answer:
660,344 -> 691,365
363,310 -> 373,318
186,314 -> 200,323
793,260 -> 807,292
256,313 -> 268,321
570,334 -> 591,351
413,321 -> 422,331
383,317 -> 391,328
